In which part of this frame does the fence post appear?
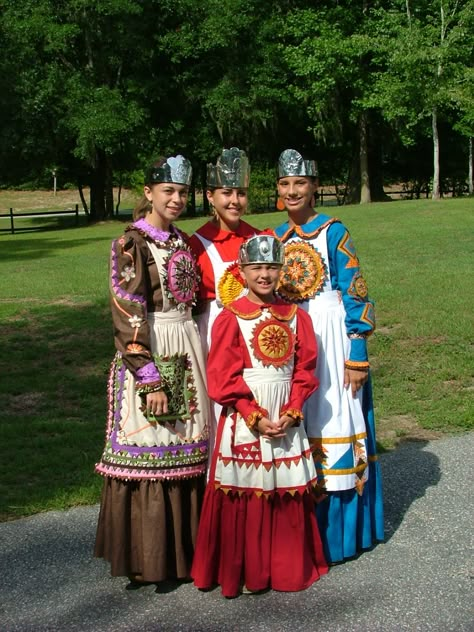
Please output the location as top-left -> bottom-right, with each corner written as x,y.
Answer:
9,208 -> 14,235
320,190 -> 324,206
75,204 -> 79,226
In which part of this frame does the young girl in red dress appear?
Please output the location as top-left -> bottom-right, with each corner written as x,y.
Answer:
191,235 -> 328,598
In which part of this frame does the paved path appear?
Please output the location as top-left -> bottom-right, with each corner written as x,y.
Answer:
1,433 -> 473,632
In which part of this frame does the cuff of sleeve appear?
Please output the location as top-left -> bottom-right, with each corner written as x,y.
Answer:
348,337 -> 368,362
280,408 -> 303,426
136,381 -> 163,395
136,361 -> 161,384
344,360 -> 369,371
245,406 -> 270,431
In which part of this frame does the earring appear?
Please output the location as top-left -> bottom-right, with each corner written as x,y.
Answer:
276,197 -> 286,211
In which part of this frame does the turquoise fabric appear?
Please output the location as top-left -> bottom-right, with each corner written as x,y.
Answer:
274,214 -> 384,562
316,375 -> 384,562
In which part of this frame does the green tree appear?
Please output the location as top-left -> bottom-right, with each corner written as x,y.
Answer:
369,0 -> 474,199
280,2 -> 397,204
1,0 -> 152,220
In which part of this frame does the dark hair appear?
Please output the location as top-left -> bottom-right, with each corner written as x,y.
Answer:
132,157 -> 168,220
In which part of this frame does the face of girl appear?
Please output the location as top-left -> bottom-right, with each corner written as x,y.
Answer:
240,264 -> 281,303
206,188 -> 248,231
277,176 -> 318,217
144,182 -> 189,230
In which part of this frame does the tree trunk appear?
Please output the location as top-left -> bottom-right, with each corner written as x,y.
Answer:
469,137 -> 473,196
202,162 -> 209,215
368,119 -> 392,202
359,112 -> 371,204
432,106 -> 441,199
116,173 -> 122,216
188,182 -> 196,217
89,149 -> 110,221
345,149 -> 360,205
77,182 -> 89,215
105,158 -> 114,219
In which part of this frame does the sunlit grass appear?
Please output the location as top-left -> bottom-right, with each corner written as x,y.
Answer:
0,197 -> 472,519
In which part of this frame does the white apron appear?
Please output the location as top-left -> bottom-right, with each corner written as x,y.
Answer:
212,312 -> 317,494
192,233 -> 248,471
286,227 -> 369,492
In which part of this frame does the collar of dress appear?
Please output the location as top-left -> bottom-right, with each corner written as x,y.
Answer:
274,214 -> 338,242
227,295 -> 297,321
196,219 -> 256,242
131,218 -> 181,243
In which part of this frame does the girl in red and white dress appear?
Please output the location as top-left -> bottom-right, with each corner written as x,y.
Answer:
189,147 -> 259,357
189,148 -> 260,460
191,235 -> 328,598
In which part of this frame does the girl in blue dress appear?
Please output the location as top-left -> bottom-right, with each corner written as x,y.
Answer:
273,149 -> 384,563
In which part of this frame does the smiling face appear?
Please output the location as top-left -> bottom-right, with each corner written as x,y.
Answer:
144,182 -> 189,230
240,263 -> 281,304
277,175 -> 318,221
207,187 -> 248,232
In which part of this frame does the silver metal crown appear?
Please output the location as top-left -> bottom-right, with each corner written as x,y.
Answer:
278,149 -> 318,178
239,235 -> 284,266
207,147 -> 250,188
147,155 -> 193,186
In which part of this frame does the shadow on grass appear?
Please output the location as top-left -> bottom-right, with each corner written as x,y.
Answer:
0,232 -> 112,263
380,439 -> 441,543
0,300 -> 114,519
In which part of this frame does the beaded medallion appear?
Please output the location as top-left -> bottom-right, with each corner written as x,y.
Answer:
278,241 -> 328,302
217,262 -> 246,306
163,246 -> 199,309
250,317 -> 295,367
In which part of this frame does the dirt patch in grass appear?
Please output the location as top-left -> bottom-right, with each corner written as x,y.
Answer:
375,324 -> 402,335
398,335 -> 449,347
7,392 -> 45,415
377,414 -> 443,449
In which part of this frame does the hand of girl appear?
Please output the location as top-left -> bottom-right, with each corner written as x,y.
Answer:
257,416 -> 286,439
278,414 -> 295,431
147,390 -> 169,416
344,368 -> 368,398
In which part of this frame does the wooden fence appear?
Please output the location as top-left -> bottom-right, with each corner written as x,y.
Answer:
0,205 -> 80,234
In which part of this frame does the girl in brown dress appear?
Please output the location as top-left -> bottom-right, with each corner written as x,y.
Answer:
94,155 -> 210,586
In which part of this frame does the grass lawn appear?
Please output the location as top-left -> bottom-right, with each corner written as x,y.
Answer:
0,196 -> 473,520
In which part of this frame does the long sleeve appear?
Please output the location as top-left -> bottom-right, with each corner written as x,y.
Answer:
280,308 -> 319,415
326,222 -> 375,363
109,233 -> 160,385
207,309 -> 267,421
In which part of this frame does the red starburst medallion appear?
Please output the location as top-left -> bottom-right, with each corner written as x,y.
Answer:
251,317 -> 294,367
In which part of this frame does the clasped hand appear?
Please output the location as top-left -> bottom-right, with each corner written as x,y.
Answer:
256,414 -> 294,439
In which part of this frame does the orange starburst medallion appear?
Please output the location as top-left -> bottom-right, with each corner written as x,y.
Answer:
278,241 -> 328,302
251,317 -> 294,367
217,262 -> 246,306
